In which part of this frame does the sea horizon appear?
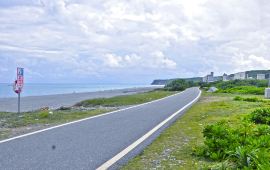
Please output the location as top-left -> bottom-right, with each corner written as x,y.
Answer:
0,83 -> 155,98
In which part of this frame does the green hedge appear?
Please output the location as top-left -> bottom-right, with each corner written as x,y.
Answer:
217,86 -> 265,95
194,108 -> 270,169
165,79 -> 198,91
211,80 -> 268,89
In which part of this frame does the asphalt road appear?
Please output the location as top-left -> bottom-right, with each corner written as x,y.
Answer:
0,87 -> 158,112
0,87 -> 201,170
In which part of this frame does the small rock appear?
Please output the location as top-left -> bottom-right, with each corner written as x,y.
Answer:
40,107 -> 49,111
207,87 -> 218,92
58,106 -> 71,111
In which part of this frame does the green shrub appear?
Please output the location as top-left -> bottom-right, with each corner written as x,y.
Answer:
253,125 -> 270,136
204,161 -> 234,170
230,146 -> 254,168
206,80 -> 268,89
200,121 -> 239,161
192,145 -> 208,157
218,86 -> 264,95
234,96 -> 243,101
250,108 -> 270,125
252,149 -> 270,169
165,79 -> 195,91
38,112 -> 49,119
234,96 -> 263,102
195,105 -> 270,169
200,79 -> 267,95
243,97 -> 262,102
197,118 -> 270,169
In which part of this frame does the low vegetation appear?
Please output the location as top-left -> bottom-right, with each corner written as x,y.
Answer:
206,79 -> 268,89
122,92 -> 270,169
217,86 -> 265,95
233,96 -> 264,102
194,106 -> 270,169
0,109 -> 111,140
76,90 -> 176,107
0,109 -> 110,129
165,79 -> 198,91
0,90 -> 176,140
250,108 -> 270,125
200,80 -> 267,95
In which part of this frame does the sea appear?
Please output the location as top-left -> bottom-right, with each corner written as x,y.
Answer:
0,83 -> 153,98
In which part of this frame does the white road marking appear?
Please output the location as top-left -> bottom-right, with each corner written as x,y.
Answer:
0,90 -> 185,144
97,89 -> 201,170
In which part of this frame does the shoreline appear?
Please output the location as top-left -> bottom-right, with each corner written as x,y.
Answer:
0,84 -> 164,99
0,86 -> 163,113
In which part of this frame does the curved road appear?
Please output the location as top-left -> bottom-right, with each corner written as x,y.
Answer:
0,87 -> 201,170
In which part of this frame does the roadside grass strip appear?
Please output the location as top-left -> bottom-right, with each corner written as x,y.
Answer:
122,92 -> 269,169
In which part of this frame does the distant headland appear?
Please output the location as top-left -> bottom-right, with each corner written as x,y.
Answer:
151,70 -> 270,85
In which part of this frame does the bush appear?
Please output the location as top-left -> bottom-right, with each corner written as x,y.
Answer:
38,112 -> 49,119
234,96 -> 243,101
206,80 -> 268,89
165,79 -> 197,91
230,146 -> 253,168
250,108 -> 270,125
196,117 -> 270,169
243,97 -> 262,102
218,86 -> 264,95
253,124 -> 270,136
200,80 -> 268,95
199,121 -> 240,161
234,96 -> 263,102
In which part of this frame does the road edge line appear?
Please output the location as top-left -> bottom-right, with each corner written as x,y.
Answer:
0,90 -> 185,144
97,89 -> 201,170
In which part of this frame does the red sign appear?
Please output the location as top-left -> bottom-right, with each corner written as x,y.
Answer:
13,68 -> 24,94
17,68 -> 24,88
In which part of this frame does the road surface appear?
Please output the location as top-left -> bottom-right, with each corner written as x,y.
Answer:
0,87 -> 201,170
0,87 -> 159,112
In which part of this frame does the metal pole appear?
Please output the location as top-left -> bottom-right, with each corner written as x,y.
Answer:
18,92 -> 20,114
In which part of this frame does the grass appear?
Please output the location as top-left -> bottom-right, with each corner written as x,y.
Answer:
76,90 -> 176,107
217,86 -> 265,95
0,109 -> 111,129
0,109 -> 112,140
0,90 -> 176,140
233,96 -> 265,102
122,92 -> 270,169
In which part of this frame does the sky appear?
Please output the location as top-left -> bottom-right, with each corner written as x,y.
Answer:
0,0 -> 269,84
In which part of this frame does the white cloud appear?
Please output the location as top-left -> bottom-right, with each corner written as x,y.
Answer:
103,52 -> 176,69
0,0 -> 270,83
151,51 -> 177,69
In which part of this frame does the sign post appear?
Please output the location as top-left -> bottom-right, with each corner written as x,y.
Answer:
18,92 -> 20,114
13,68 -> 24,114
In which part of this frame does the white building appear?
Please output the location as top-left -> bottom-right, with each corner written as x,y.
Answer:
223,73 -> 229,81
203,72 -> 215,83
233,72 -> 246,80
257,74 -> 266,80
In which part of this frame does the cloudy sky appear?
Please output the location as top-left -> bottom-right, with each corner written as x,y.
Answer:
0,0 -> 269,84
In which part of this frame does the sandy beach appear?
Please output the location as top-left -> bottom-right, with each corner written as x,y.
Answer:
0,86 -> 162,113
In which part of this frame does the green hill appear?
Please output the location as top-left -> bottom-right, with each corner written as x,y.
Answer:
151,70 -> 270,85
151,77 -> 202,85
